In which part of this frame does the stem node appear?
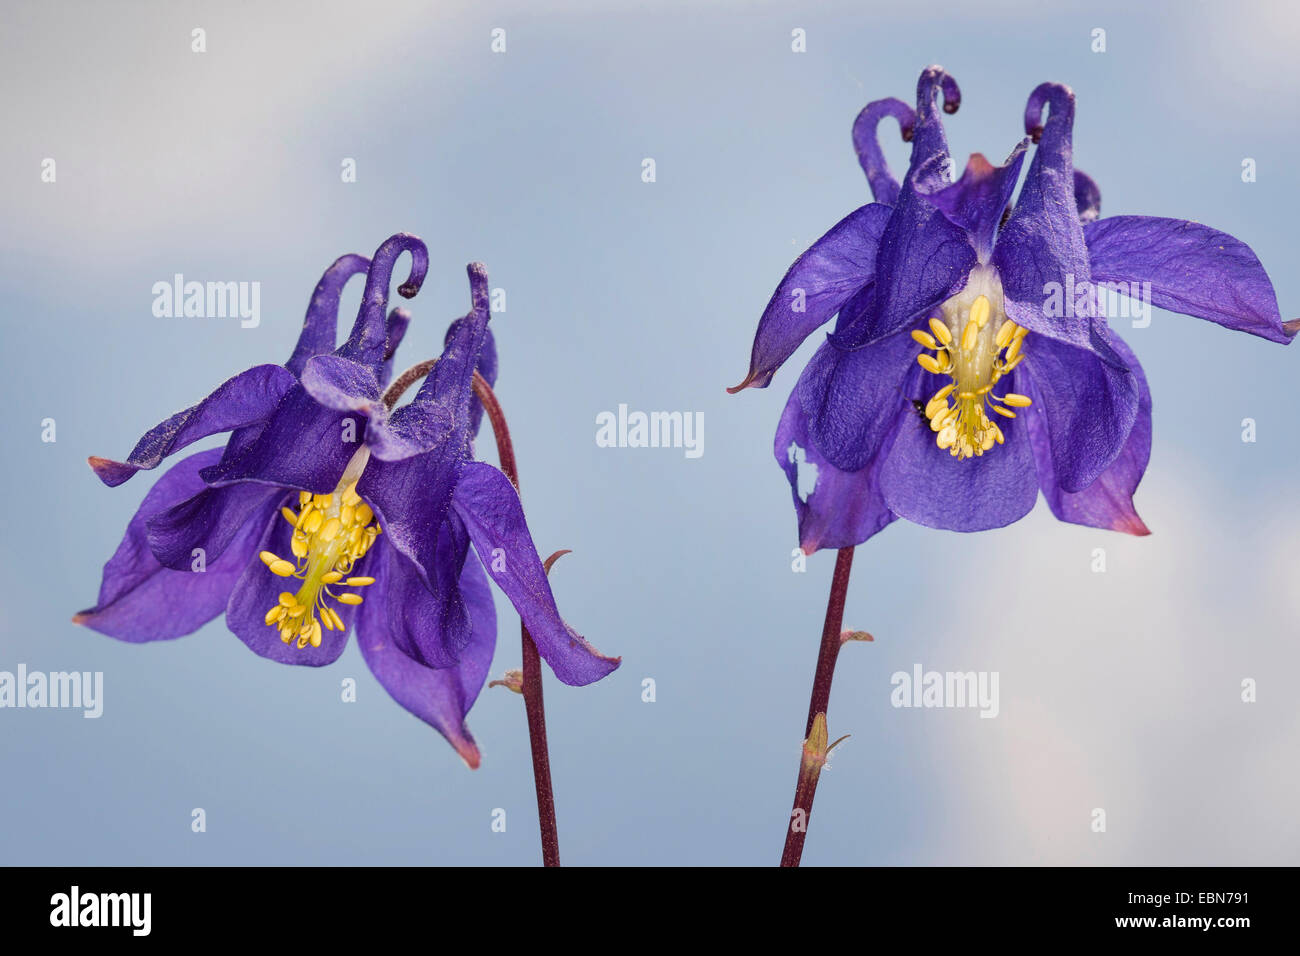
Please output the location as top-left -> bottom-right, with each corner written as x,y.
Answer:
780,546 -> 855,868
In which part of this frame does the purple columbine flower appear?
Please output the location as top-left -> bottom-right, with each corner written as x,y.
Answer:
76,234 -> 619,766
731,66 -> 1297,553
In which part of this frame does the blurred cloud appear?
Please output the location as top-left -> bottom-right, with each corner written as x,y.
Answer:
923,460 -> 1300,863
0,0 -> 457,250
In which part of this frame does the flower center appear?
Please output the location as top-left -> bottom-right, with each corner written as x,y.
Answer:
260,449 -> 382,649
911,269 -> 1033,460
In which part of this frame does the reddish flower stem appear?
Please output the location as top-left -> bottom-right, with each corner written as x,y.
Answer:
780,545 -> 855,868
470,371 -> 560,868
381,359 -> 435,409
470,370 -> 518,483
384,361 -> 561,867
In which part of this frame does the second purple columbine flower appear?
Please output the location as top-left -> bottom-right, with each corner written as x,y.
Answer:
732,66 -> 1296,553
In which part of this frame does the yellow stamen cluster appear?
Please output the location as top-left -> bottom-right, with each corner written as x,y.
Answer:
260,480 -> 381,649
910,278 -> 1033,461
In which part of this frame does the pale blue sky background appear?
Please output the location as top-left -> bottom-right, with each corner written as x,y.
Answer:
2,0 -> 1297,865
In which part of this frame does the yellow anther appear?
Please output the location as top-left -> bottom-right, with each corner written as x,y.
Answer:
1001,393 -> 1033,408
928,317 -> 951,345
262,457 -> 382,650
913,282 -> 1032,462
